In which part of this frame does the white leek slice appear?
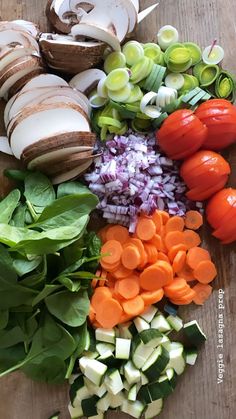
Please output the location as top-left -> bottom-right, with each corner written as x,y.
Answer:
202,45 -> 224,65
108,83 -> 132,102
157,25 -> 179,51
89,94 -> 108,108
165,73 -> 185,90
156,86 -> 177,108
105,68 -> 130,91
142,106 -> 162,118
140,92 -> 158,113
97,78 -> 109,98
104,51 -> 126,74
125,84 -> 143,103
122,41 -> 144,66
140,91 -> 161,118
0,136 -> 13,155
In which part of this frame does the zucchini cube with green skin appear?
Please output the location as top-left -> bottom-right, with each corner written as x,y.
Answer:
140,305 -> 158,323
96,343 -> 115,356
166,344 -> 186,375
147,382 -> 163,401
157,375 -> 173,397
183,320 -> 207,346
84,359 -> 108,386
134,317 -> 150,333
128,384 -> 138,401
137,385 -> 152,404
84,377 -> 107,398
121,400 -> 146,419
82,396 -> 99,417
115,338 -> 131,359
185,348 -> 198,365
151,314 -> 172,333
167,315 -> 183,332
124,360 -> 141,385
139,329 -> 164,347
95,328 -> 116,344
165,368 -> 177,389
104,369 -> 124,395
68,403 -> 83,419
110,391 -> 126,408
142,346 -> 170,381
144,399 -> 163,419
69,375 -> 84,405
96,393 -> 111,412
118,322 -> 133,339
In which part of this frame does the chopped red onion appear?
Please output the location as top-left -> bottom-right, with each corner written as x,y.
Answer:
84,131 -> 202,231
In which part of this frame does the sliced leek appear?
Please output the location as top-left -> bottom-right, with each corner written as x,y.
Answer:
143,43 -> 161,63
108,83 -> 132,102
199,64 -> 220,87
130,57 -> 153,83
215,70 -> 236,101
156,86 -> 178,108
89,94 -> 108,108
157,25 -> 179,51
179,74 -> 199,94
140,91 -> 161,118
193,61 -> 206,79
105,69 -> 130,91
125,85 -> 143,103
165,73 -> 184,90
122,41 -> 144,66
183,42 -> 202,65
164,44 -> 192,73
97,78 -> 109,98
104,52 -> 126,74
202,44 -> 224,65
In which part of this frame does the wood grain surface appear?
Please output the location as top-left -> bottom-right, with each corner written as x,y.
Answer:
0,1 -> 235,418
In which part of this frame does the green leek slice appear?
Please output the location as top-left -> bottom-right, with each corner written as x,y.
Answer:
157,25 -> 179,51
104,52 -> 126,74
105,69 -> 130,91
165,73 -> 184,90
183,42 -> 202,65
122,41 -> 144,66
98,117 -> 122,129
193,61 -> 206,79
108,83 -> 132,102
179,74 -> 199,94
130,57 -> 152,84
199,64 -> 220,87
143,43 -> 161,62
125,85 -> 143,103
215,71 -> 236,101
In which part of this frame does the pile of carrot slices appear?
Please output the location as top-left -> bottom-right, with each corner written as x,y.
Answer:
89,210 -> 217,329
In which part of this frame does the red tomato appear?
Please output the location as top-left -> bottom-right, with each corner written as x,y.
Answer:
156,109 -> 208,159
206,188 -> 236,244
195,99 -> 236,150
206,188 -> 236,227
180,151 -> 231,200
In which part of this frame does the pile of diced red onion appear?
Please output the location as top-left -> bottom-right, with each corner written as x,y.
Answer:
85,132 -> 203,232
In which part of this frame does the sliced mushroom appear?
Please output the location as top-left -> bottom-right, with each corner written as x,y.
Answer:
10,103 -> 91,158
70,68 -> 106,95
51,159 -> 94,184
71,22 -> 121,51
0,47 -> 40,74
0,29 -> 39,53
0,136 -> 13,155
8,68 -> 45,98
130,0 -> 139,12
0,55 -> 42,87
12,20 -> 40,38
32,149 -> 94,174
20,73 -> 69,92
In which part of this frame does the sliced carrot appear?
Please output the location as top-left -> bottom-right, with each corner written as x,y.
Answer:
112,265 -> 133,279
183,230 -> 201,249
177,264 -> 195,282
144,243 -> 159,264
164,278 -> 189,298
164,231 -> 185,250
149,234 -> 162,251
100,259 -> 121,272
107,273 -> 116,289
116,277 -> 140,300
125,238 -> 147,268
185,210 -> 203,230
98,225 -> 111,243
122,295 -> 145,317
101,240 -> 123,264
89,305 -> 96,323
99,270 -> 108,287
119,311 -> 134,323
140,261 -> 173,291
172,250 -> 186,273
121,244 -> 141,270
96,298 -> 123,328
92,319 -> 103,329
106,225 -> 129,244
91,269 -> 101,288
136,218 -> 156,241
192,283 -> 213,305
186,247 -> 211,270
151,210 -> 163,232
193,260 -> 217,284
168,244 -> 188,262
165,216 -> 185,233
158,252 -> 169,263
169,288 -> 196,305
140,288 -> 164,305
91,287 -> 113,311
157,210 -> 170,225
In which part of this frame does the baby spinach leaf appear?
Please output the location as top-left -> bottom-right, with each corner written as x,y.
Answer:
12,254 -> 42,277
57,181 -> 90,199
86,231 -> 102,258
32,193 -> 98,230
0,244 -> 17,283
32,284 -> 63,307
56,276 -> 81,292
45,290 -> 89,327
24,172 -> 56,207
0,344 -> 26,373
12,204 -> 27,227
4,169 -> 29,182
0,224 -> 37,247
22,356 -> 67,384
0,310 -> 9,330
0,275 -> 37,309
65,323 -> 88,379
20,255 -> 47,289
0,327 -> 25,349
0,189 -> 21,224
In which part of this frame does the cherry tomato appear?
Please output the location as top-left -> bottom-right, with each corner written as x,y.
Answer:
156,109 -> 208,159
180,151 -> 231,199
206,188 -> 236,229
195,99 -> 236,150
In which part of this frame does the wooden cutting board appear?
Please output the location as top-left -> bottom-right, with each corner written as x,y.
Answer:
0,1 -> 235,418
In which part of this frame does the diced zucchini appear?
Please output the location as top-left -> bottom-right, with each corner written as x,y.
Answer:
167,315 -> 183,332
132,338 -> 154,369
97,351 -> 120,368
142,346 -> 170,380
85,329 -> 91,351
115,338 -> 131,359
69,375 -> 85,405
151,315 -> 172,333
118,322 -> 133,339
134,317 -> 150,333
95,328 -> 116,344
137,385 -> 152,404
139,329 -> 164,347
129,322 -> 138,337
157,375 -> 173,397
123,379 -> 131,391
84,377 -> 107,398
121,400 -> 146,419
183,320 -> 207,346
96,392 -> 111,412
96,343 -> 115,356
144,399 -> 163,419
165,368 -> 177,389
124,361 -> 141,385
159,335 -> 170,345
185,348 -> 198,365
79,355 -> 97,374
84,359 -> 108,386
140,305 -> 158,323
128,384 -> 138,401
48,412 -> 60,419
82,396 -> 99,417
147,382 -> 163,401
166,343 -> 186,375
141,372 -> 149,386
68,403 -> 83,419
104,369 -> 124,395
110,391 -> 125,408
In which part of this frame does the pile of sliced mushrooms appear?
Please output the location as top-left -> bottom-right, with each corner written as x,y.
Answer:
0,0 -> 158,183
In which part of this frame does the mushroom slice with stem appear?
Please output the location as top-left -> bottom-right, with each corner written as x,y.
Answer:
70,68 -> 106,95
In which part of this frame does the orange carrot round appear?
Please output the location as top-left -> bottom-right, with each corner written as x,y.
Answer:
122,295 -> 145,317
164,231 -> 185,250
165,216 -> 185,233
140,288 -> 164,305
177,264 -> 196,282
91,287 -> 113,311
193,260 -> 217,283
106,225 -> 129,244
121,245 -> 141,270
172,250 -> 186,273
125,238 -> 147,268
100,259 -> 121,272
192,283 -> 213,305
140,261 -> 173,291
169,288 -> 196,305
136,218 -> 156,241
149,234 -> 162,251
157,252 -> 169,263
96,298 -> 123,328
101,240 -> 123,264
144,243 -> 159,264
98,225 -> 111,243
151,210 -> 163,232
117,277 -> 140,299
168,244 -> 188,262
183,230 -> 201,249
186,247 -> 210,270
164,278 -> 189,298
112,265 -> 133,279
185,210 -> 203,230
157,210 -> 170,225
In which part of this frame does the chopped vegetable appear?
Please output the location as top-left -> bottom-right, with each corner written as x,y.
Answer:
157,25 -> 179,51
202,44 -> 224,65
